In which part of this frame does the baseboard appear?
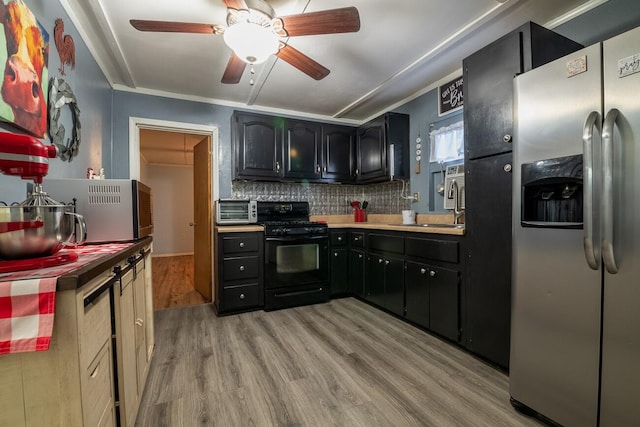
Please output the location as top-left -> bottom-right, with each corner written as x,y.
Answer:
151,252 -> 194,258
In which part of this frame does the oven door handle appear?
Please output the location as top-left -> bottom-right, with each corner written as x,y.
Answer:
265,235 -> 328,242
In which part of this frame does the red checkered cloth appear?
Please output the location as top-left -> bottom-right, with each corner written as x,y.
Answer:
0,277 -> 57,354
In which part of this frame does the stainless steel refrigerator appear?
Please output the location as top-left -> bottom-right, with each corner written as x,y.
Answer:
510,25 -> 640,426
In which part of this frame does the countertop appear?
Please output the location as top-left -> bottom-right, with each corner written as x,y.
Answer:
215,214 -> 464,236
56,236 -> 153,291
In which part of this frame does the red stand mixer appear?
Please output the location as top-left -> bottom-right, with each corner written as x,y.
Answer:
0,132 -> 85,271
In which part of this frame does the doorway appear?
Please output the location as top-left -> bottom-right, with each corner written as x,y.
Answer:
129,117 -> 219,310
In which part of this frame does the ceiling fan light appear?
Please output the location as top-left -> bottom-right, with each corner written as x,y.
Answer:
223,22 -> 279,64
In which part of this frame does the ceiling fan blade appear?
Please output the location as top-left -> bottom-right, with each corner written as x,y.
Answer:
277,7 -> 360,37
130,20 -> 219,34
222,0 -> 248,11
276,44 -> 329,81
221,52 -> 247,84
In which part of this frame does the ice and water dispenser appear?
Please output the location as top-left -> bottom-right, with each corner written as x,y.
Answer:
521,154 -> 583,228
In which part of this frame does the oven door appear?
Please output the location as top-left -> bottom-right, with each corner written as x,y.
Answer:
264,235 -> 329,290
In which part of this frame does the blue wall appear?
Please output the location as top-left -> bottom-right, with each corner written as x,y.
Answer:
0,0 -> 112,203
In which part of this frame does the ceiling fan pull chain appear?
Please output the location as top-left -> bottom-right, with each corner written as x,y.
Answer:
249,64 -> 255,86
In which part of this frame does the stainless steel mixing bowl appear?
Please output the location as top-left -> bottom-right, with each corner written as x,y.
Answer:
0,205 -> 86,259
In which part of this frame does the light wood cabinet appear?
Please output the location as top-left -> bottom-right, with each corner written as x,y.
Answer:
114,247 -> 153,427
0,241 -> 154,427
0,270 -> 117,427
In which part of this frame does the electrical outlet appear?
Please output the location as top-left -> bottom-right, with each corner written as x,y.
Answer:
413,192 -> 420,202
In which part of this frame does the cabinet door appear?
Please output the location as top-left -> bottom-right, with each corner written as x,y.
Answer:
465,153 -> 513,368
115,271 -> 138,427
366,255 -> 386,307
350,250 -> 365,298
132,258 -> 148,396
384,256 -> 405,316
235,113 -> 283,179
356,116 -> 387,182
429,266 -> 459,342
405,261 -> 429,328
330,247 -> 350,296
284,120 -> 322,179
322,124 -> 355,181
463,31 -> 522,160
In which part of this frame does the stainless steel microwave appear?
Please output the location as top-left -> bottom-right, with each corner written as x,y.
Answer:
42,179 -> 153,242
216,200 -> 257,225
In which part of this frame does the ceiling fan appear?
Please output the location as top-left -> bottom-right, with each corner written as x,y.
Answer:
130,0 -> 360,84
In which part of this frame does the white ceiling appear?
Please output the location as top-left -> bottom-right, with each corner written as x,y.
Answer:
61,0 -> 599,125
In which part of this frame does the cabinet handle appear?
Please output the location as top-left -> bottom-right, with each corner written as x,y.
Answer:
429,270 -> 436,277
90,363 -> 100,379
239,242 -> 245,248
354,237 -> 359,241
276,161 -> 281,172
239,293 -> 245,300
385,260 -> 390,265
316,164 -> 321,173
378,258 -> 383,264
420,268 -> 426,275
136,319 -> 144,326
337,236 -> 343,242
358,254 -> 363,259
355,168 -> 359,176
504,163 -> 512,173
323,167 -> 327,173
503,134 -> 512,143
239,265 -> 245,271
334,252 -> 339,257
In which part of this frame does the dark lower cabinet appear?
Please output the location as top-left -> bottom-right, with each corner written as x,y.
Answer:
215,231 -> 264,315
350,249 -> 365,297
406,261 -> 460,342
465,153 -> 513,367
366,253 -> 404,317
330,247 -> 350,296
405,261 -> 430,328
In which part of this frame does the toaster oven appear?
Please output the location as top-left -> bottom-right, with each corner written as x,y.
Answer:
216,200 -> 257,225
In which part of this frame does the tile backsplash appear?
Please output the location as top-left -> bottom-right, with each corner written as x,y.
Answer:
231,180 -> 414,215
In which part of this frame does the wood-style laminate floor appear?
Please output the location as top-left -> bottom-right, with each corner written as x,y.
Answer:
136,298 -> 542,427
152,255 -> 208,310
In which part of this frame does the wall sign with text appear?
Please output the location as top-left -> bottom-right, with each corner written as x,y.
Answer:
438,76 -> 463,116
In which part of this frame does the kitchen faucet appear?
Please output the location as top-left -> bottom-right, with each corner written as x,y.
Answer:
449,179 -> 465,225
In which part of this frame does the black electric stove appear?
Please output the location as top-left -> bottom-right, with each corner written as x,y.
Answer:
257,201 -> 330,310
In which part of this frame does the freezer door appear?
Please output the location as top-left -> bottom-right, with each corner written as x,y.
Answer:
600,25 -> 640,427
510,43 -> 602,427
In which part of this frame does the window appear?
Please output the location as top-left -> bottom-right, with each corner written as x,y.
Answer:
429,121 -> 464,163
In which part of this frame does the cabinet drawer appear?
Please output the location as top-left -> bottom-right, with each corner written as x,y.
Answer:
222,234 -> 260,254
369,233 -> 404,254
79,285 -> 112,370
405,237 -> 459,263
330,231 -> 348,246
223,256 -> 260,281
351,232 -> 364,248
82,341 -> 114,427
222,284 -> 263,310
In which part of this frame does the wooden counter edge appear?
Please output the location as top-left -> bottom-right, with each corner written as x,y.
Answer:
56,236 -> 153,292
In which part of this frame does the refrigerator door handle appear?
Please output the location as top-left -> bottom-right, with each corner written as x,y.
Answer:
583,111 -> 601,270
602,108 -> 620,274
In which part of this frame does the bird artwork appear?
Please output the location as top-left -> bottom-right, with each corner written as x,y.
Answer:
54,18 -> 75,75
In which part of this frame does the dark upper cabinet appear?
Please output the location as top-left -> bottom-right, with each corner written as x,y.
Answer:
284,119 -> 322,180
322,124 -> 356,182
356,112 -> 409,183
463,22 -> 583,160
234,112 -> 283,179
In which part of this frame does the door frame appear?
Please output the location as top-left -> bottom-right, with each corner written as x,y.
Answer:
128,116 -> 219,201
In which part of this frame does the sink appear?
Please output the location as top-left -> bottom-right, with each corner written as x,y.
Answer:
393,223 -> 465,229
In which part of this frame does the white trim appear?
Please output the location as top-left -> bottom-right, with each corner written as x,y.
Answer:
128,117 -> 220,202
544,0 -> 609,29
